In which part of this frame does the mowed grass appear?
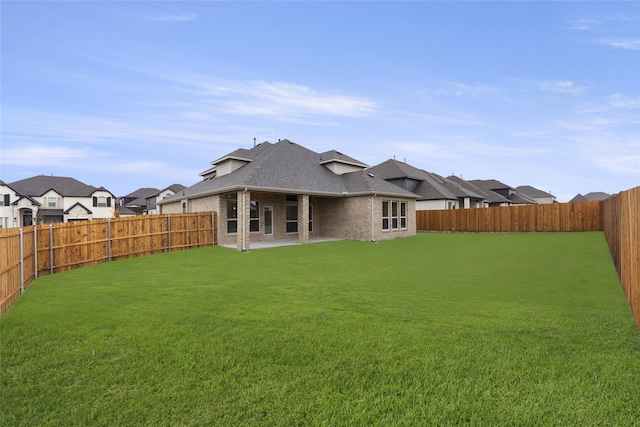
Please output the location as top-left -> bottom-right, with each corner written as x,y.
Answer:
1,232 -> 639,426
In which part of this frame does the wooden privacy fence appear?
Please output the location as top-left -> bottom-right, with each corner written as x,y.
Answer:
416,200 -> 603,232
602,187 -> 640,331
1,212 -> 217,314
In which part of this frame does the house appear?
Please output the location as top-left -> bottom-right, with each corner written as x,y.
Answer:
468,179 -> 537,206
2,175 -> 115,227
368,160 -> 486,210
158,139 -> 418,250
119,187 -> 160,215
569,192 -> 612,203
0,180 -> 20,228
119,184 -> 186,215
516,185 -> 556,204
145,184 -> 186,214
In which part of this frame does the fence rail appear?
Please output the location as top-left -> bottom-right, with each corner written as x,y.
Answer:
1,212 -> 217,314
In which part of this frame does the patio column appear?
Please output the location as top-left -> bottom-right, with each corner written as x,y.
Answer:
237,190 -> 250,252
298,194 -> 309,245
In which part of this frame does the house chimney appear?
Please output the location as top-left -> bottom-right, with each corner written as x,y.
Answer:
253,137 -> 256,147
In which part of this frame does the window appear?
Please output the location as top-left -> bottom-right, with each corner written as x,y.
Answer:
391,201 -> 398,229
182,201 -> 187,213
382,201 -> 389,230
286,205 -> 298,233
250,201 -> 260,232
308,205 -> 313,232
92,197 -> 111,208
0,194 -> 8,206
0,217 -> 8,228
227,200 -> 238,233
47,197 -> 60,208
383,200 -> 407,230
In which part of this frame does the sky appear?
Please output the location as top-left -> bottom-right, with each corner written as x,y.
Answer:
1,1 -> 639,202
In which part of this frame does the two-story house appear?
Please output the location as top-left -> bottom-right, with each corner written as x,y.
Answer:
2,175 -> 115,227
159,139 -> 418,251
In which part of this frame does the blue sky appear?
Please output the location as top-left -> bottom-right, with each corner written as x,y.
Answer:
2,1 -> 638,201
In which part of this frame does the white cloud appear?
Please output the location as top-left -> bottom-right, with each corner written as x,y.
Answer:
145,12 -> 198,22
567,19 -> 600,31
537,80 -> 585,95
430,82 -> 499,98
596,38 -> 640,50
196,79 -> 378,119
572,134 -> 640,175
607,93 -> 640,110
1,144 -> 91,166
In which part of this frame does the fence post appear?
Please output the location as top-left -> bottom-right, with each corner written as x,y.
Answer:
108,219 -> 112,262
49,224 -> 54,275
168,214 -> 172,252
19,228 -> 24,293
212,211 -> 216,246
34,226 -> 38,279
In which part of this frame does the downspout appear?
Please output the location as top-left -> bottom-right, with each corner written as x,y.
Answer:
242,188 -> 247,252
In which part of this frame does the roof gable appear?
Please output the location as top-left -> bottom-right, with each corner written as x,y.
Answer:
64,202 -> 92,215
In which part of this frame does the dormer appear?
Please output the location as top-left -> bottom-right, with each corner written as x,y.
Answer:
210,154 -> 252,177
319,150 -> 368,175
199,166 -> 217,180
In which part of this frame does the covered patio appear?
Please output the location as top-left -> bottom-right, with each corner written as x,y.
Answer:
220,236 -> 340,251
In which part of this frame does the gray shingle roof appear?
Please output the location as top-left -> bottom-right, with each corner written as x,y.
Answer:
469,179 -> 513,191
516,185 -> 555,198
8,175 -> 112,197
318,150 -> 369,168
122,187 -> 159,199
569,192 -> 612,202
164,140 -> 417,202
368,160 -> 482,201
464,179 -> 512,204
368,159 -> 426,181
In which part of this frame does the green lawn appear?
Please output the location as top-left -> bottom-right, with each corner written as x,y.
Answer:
1,232 -> 639,426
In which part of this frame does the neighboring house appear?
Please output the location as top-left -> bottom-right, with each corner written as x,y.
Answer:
159,139 -> 418,250
368,160 -> 486,210
569,192 -> 612,203
119,184 -> 186,215
119,188 -> 160,215
0,180 -> 20,228
516,185 -> 556,204
145,184 -> 186,214
3,175 -> 115,227
468,179 -> 537,206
